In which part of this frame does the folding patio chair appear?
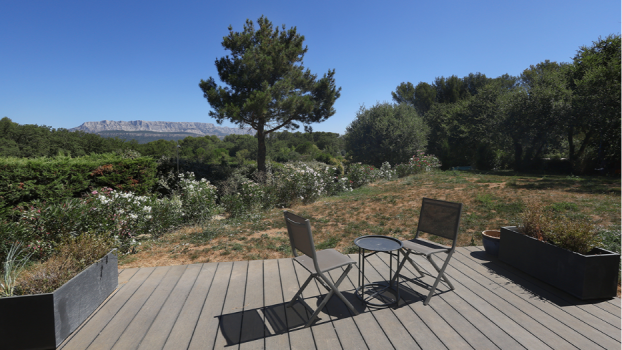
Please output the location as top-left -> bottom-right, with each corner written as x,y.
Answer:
283,211 -> 360,327
392,198 -> 462,305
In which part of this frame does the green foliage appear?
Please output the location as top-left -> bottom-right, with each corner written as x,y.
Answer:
0,242 -> 33,297
599,226 -> 622,281
344,103 -> 429,167
199,16 -> 341,173
391,82 -> 416,105
0,117 -> 126,158
394,152 -> 441,177
0,154 -> 158,211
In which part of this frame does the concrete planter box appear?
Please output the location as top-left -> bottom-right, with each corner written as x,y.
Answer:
499,226 -> 619,300
0,250 -> 118,350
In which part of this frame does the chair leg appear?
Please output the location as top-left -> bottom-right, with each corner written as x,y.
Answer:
423,251 -> 455,306
287,273 -> 314,308
426,252 -> 455,290
405,254 -> 425,277
305,265 -> 358,328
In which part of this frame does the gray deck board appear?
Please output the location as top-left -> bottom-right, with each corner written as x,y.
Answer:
239,259 -> 266,350
137,264 -> 202,350
113,264 -> 188,350
452,248 -> 616,349
369,254 -> 500,350
334,263 -> 397,350
278,258 -> 317,350
263,258 -> 291,349
61,247 -> 620,350
213,261 -> 249,349
459,247 -> 621,348
162,262 -> 218,350
188,262 -> 233,350
290,259 -> 343,350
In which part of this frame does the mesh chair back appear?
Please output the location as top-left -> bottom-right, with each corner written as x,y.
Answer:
283,211 -> 316,258
416,198 -> 462,242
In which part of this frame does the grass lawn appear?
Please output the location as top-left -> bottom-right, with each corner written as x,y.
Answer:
119,170 -> 621,269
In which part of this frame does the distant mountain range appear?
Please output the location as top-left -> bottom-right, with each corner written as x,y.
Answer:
71,120 -> 254,143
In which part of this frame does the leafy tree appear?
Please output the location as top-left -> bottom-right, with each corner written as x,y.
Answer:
199,16 -> 341,174
567,34 -> 621,171
344,103 -> 429,167
504,60 -> 572,171
413,82 -> 436,115
391,82 -> 416,105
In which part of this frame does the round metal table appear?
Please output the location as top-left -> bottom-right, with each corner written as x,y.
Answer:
354,235 -> 403,307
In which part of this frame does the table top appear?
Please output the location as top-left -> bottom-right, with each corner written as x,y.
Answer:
354,235 -> 403,252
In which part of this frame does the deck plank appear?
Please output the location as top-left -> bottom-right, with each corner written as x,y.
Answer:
61,247 -> 621,350
359,254 -> 424,350
187,262 -> 234,350
61,267 -> 156,350
86,266 -> 170,349
263,258 -> 291,350
467,246 -> 622,325
214,260 -> 249,349
314,265 -> 369,350
239,260 -> 266,350
331,260 -> 398,350
112,265 -> 188,350
403,253 -> 551,350
136,264 -> 202,350
454,248 -> 617,348
278,258 -> 317,350
357,255 -> 447,350
162,262 -> 218,350
290,259 -> 344,350
369,253 -> 501,350
455,248 -> 621,349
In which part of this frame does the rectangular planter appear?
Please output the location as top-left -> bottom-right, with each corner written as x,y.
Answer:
499,226 -> 620,300
0,250 -> 118,350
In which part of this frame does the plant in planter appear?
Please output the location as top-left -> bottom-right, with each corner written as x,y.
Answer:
499,203 -> 620,300
0,233 -> 118,350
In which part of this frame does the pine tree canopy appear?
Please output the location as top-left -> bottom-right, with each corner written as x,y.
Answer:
199,16 -> 341,173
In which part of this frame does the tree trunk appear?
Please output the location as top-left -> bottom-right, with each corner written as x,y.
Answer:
568,126 -> 575,164
256,123 -> 267,177
513,140 -> 523,172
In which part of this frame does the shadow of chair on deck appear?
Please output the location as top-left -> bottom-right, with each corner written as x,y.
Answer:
216,290 -> 364,347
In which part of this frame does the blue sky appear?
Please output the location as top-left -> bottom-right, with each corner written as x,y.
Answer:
1,0 -> 619,135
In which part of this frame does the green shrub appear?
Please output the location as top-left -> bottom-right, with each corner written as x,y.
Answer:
0,154 -> 158,211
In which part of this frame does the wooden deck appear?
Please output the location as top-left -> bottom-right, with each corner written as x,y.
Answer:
59,247 -> 621,350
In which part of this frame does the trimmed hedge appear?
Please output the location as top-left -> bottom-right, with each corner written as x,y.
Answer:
0,154 -> 158,210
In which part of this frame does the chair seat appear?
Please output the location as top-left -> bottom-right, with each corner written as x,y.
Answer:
294,249 -> 355,274
402,238 -> 451,256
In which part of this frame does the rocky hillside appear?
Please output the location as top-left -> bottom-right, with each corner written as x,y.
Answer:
71,120 -> 254,137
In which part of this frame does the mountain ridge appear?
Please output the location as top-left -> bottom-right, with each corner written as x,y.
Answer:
71,120 -> 254,137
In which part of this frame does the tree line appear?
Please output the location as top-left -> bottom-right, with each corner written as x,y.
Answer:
0,116 -> 344,165
386,34 -> 620,174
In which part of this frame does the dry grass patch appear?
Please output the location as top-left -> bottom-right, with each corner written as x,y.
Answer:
119,171 -> 620,272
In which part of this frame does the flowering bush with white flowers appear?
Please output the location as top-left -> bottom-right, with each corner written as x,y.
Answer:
346,163 -> 377,188
176,172 -> 220,223
268,162 -> 338,207
221,180 -> 265,217
8,172 -> 220,257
